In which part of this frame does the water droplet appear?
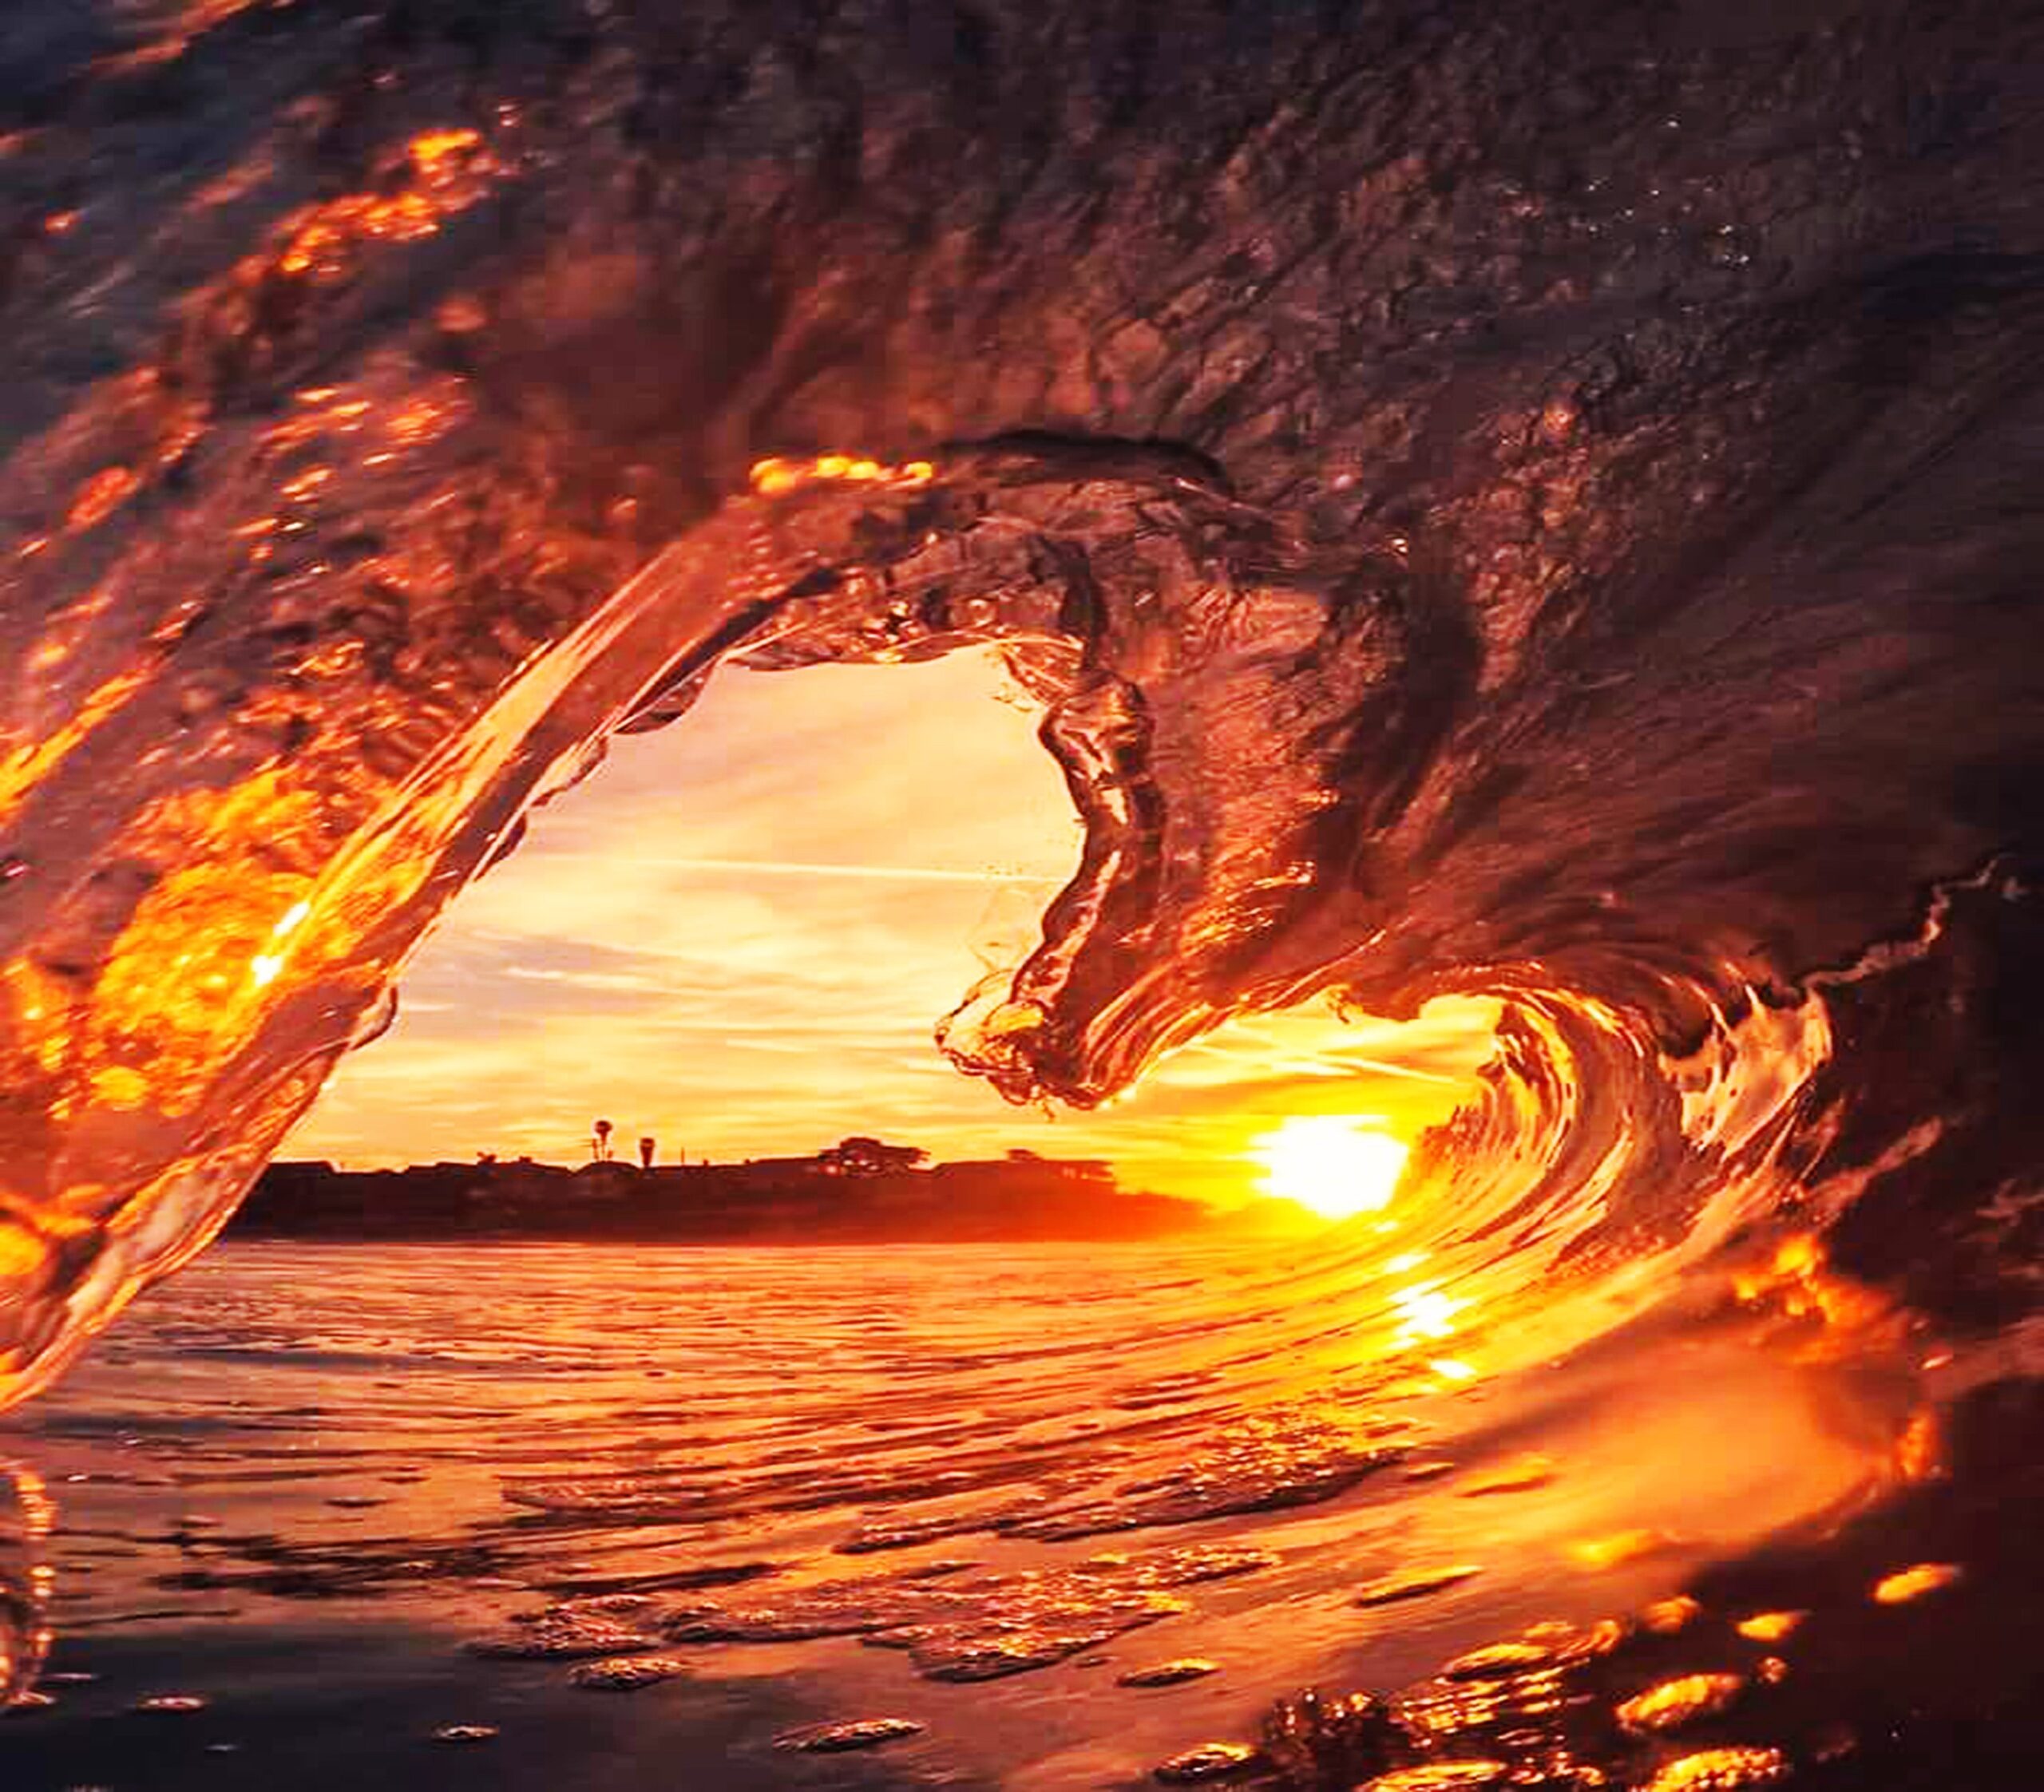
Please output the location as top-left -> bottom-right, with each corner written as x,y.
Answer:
1571,1527 -> 1681,1570
1872,1561 -> 1961,1604
1353,1564 -> 1483,1606
1639,1746 -> 1788,1790
1357,1766 -> 1508,1790
1118,1658 -> 1220,1687
1616,1672 -> 1745,1734
566,1656 -> 689,1691
1439,1640 -> 1555,1681
1458,1454 -> 1555,1496
1153,1740 -> 1262,1782
773,1717 -> 923,1752
465,1613 -> 660,1659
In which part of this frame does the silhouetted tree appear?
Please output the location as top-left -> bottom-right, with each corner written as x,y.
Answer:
592,1118 -> 613,1162
638,1136 -> 656,1170
819,1136 -> 929,1176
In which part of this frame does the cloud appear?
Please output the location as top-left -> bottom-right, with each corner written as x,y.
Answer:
596,856 -> 1065,886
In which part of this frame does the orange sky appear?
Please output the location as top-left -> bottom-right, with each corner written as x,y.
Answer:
286,651 -> 1498,1205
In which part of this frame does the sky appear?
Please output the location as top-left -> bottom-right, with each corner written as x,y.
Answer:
286,651 -> 1499,1205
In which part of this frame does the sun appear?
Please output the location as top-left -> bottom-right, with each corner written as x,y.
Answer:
1250,1115 -> 1410,1220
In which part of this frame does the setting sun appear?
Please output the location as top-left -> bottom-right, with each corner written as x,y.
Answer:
1250,1115 -> 1410,1220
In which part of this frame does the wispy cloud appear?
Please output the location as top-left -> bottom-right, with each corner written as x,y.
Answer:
605,856 -> 1066,886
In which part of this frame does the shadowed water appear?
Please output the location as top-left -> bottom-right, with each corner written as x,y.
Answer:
2,0 -> 2042,1401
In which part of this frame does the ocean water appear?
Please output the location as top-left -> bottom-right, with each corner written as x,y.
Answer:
0,1229 -> 2002,1790
3,4 -> 2044,1786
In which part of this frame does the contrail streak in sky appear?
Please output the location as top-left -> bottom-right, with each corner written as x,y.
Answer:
600,855 -> 1067,886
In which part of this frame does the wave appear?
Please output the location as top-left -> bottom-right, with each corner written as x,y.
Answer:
0,0 -> 2039,1517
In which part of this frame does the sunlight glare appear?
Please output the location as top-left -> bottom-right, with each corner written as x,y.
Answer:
1250,1114 -> 1410,1220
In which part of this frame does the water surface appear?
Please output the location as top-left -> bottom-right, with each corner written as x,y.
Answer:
0,1232 -> 1973,1788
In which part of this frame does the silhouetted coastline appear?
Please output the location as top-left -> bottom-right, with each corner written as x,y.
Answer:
231,1146 -> 1226,1245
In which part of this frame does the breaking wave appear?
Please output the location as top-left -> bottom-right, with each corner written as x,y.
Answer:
1,1 -> 2043,1772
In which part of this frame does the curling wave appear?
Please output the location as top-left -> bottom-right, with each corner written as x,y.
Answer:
0,0 -> 2039,1525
